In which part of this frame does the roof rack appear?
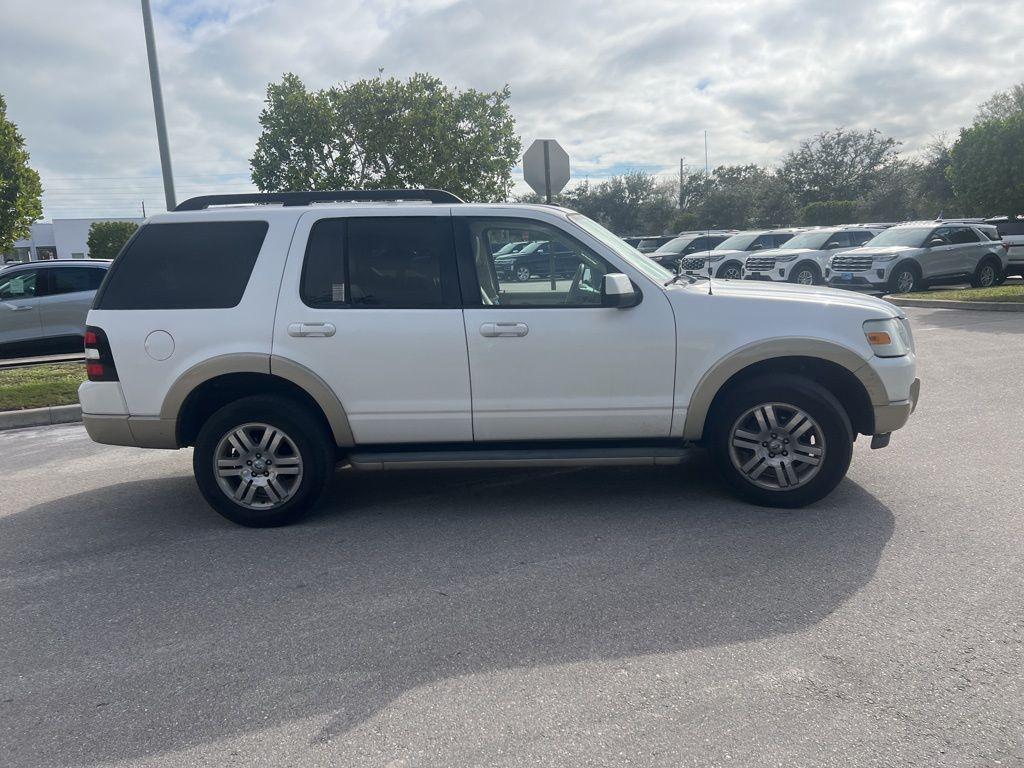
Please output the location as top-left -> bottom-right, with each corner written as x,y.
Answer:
174,189 -> 465,211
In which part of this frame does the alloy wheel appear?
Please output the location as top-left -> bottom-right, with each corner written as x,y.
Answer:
214,423 -> 304,509
796,269 -> 815,285
515,265 -> 532,282
896,270 -> 915,292
728,403 -> 826,491
979,264 -> 996,287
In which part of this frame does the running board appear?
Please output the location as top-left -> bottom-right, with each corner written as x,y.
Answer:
346,445 -> 689,471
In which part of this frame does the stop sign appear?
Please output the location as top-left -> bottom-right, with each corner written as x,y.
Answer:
523,139 -> 570,201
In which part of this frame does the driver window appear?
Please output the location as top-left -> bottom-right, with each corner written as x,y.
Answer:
0,270 -> 38,300
467,218 -> 613,307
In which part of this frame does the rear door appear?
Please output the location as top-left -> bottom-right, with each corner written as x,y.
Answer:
38,265 -> 106,341
0,268 -> 44,351
273,210 -> 472,444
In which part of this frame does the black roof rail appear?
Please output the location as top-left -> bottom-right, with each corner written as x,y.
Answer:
174,188 -> 465,211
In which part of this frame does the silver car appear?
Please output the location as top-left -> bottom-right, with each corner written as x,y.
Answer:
0,260 -> 110,358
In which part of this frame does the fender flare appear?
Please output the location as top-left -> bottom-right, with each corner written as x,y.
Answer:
681,338 -> 887,441
159,353 -> 356,447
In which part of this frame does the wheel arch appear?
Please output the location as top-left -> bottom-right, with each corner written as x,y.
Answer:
682,340 -> 885,441
162,354 -> 355,448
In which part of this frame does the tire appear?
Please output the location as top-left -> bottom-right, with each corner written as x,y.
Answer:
717,261 -> 743,280
192,395 -> 335,527
889,263 -> 920,293
971,258 -> 1001,289
706,374 -> 854,508
514,263 -> 532,282
790,263 -> 821,286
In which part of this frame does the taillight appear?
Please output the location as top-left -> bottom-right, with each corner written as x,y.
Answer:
84,325 -> 119,382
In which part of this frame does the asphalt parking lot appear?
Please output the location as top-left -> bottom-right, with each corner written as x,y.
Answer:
1,306 -> 1022,767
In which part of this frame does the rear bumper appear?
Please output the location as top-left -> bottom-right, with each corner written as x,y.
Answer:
82,413 -> 178,449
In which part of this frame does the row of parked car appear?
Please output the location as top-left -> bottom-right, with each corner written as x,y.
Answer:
632,217 -> 1024,293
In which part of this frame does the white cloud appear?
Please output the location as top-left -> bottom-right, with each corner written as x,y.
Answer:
1,0 -> 1020,217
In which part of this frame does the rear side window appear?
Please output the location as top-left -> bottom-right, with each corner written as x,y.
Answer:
96,221 -> 268,310
49,267 -> 105,295
301,217 -> 455,309
948,226 -> 980,244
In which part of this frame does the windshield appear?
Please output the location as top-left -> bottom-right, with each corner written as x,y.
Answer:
714,233 -> 760,251
568,213 -> 672,282
514,241 -> 544,255
653,235 -> 698,255
778,231 -> 833,250
867,227 -> 932,247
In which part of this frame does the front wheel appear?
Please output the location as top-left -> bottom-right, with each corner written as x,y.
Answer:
889,263 -> 919,293
717,261 -> 743,280
514,264 -> 532,282
193,395 -> 335,527
707,375 -> 853,508
790,264 -> 821,285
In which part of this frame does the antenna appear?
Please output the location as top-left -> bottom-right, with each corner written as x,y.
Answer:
705,130 -> 713,296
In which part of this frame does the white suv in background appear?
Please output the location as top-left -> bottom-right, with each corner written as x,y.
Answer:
742,227 -> 882,285
680,229 -> 800,280
826,221 -> 1008,293
987,216 -> 1024,277
80,190 -> 919,527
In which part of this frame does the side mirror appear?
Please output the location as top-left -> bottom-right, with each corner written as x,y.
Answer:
602,273 -> 640,308
925,237 -> 945,248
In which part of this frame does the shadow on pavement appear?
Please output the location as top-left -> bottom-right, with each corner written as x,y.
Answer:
0,456 -> 893,766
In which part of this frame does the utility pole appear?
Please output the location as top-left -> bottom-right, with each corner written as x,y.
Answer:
679,158 -> 685,209
140,0 -> 176,211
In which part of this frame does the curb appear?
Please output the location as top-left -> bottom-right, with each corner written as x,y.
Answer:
887,297 -> 1024,312
0,404 -> 82,431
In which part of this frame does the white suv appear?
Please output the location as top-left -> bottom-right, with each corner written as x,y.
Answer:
679,229 -> 800,280
742,227 -> 882,285
826,221 -> 1008,292
80,190 -> 920,526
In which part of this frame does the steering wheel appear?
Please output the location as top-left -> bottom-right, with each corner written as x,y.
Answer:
565,263 -> 587,305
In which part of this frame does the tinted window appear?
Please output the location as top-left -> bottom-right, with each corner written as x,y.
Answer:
97,221 -> 268,310
948,226 -> 980,244
852,231 -> 876,245
995,221 -> 1024,237
49,266 -> 105,295
0,270 -> 38,300
302,217 -> 451,309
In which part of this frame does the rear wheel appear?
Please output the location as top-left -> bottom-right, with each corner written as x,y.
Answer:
971,258 -> 1001,288
707,374 -> 853,508
193,395 -> 335,527
889,263 -> 919,293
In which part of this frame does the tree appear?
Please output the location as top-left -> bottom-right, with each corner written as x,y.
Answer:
780,128 -> 902,207
802,200 -> 861,226
87,220 -> 139,259
0,93 -> 43,253
251,72 -> 521,202
948,112 -> 1024,215
974,83 -> 1024,124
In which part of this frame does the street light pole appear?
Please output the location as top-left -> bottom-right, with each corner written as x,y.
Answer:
140,0 -> 176,211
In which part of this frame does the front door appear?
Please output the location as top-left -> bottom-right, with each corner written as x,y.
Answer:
0,268 -> 44,352
456,215 -> 677,441
273,211 -> 472,444
923,227 -> 960,278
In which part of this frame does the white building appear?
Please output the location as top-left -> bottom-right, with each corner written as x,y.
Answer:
3,217 -> 144,263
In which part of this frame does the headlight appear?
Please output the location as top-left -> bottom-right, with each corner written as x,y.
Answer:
708,253 -> 725,263
872,253 -> 899,262
863,318 -> 911,357
775,254 -> 799,262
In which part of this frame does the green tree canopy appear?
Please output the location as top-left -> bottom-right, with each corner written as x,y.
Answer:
780,128 -> 901,207
250,72 -> 521,202
948,112 -> 1024,215
974,83 -> 1024,124
87,220 -> 139,260
0,93 -> 43,253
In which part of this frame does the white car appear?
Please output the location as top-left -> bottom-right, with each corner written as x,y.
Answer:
80,190 -> 919,526
742,227 -> 882,286
987,216 -> 1024,277
680,230 -> 800,280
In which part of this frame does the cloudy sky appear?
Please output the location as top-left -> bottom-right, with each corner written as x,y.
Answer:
2,0 -> 1022,219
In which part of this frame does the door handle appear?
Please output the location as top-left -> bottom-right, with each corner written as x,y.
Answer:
288,321 -> 336,338
9,305 -> 34,312
480,321 -> 529,338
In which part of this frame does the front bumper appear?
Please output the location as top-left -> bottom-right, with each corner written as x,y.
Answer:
872,378 -> 920,435
825,263 -> 892,289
